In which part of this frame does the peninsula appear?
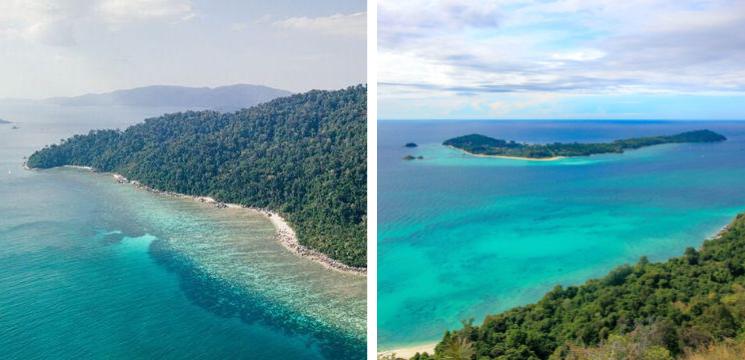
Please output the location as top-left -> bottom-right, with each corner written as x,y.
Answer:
444,130 -> 726,160
26,86 -> 367,270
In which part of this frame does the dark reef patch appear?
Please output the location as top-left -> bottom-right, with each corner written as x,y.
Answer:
148,238 -> 365,360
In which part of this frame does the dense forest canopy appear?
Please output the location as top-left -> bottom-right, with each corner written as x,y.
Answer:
28,85 -> 367,268
412,213 -> 745,360
443,130 -> 727,159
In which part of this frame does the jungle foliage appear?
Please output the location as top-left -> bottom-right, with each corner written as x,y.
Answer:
416,213 -> 745,359
28,85 -> 367,267
443,130 -> 726,159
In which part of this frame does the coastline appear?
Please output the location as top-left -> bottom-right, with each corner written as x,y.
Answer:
710,221 -> 733,241
375,217 -> 740,359
446,145 -> 564,161
378,342 -> 437,359
58,166 -> 366,276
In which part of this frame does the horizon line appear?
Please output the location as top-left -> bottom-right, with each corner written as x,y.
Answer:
379,118 -> 745,122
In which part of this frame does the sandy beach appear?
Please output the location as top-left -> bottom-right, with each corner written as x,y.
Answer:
447,145 -> 564,161
111,172 -> 367,276
63,165 -> 95,170
378,342 -> 437,359
44,166 -> 366,276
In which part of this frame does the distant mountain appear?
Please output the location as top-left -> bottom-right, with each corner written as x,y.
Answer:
44,84 -> 292,111
0,119 -> 9,124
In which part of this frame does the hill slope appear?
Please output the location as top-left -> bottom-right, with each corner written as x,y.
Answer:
45,84 -> 292,111
418,213 -> 745,359
28,85 -> 367,267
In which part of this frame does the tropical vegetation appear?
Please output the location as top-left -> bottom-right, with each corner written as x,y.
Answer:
412,213 -> 745,359
27,85 -> 367,267
443,130 -> 726,159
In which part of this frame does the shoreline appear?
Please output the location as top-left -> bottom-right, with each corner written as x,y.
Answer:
446,146 -> 564,161
61,166 -> 366,276
376,218 -> 739,359
378,342 -> 437,358
710,221 -> 733,241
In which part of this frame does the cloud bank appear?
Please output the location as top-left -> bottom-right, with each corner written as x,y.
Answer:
273,12 -> 366,38
0,1 -> 366,99
378,0 -> 745,119
0,0 -> 194,46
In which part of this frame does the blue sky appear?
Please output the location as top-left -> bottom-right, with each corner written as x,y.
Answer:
0,0 -> 365,98
378,0 -> 745,119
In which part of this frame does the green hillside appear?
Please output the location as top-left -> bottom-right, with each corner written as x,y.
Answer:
416,213 -> 745,359
28,85 -> 367,268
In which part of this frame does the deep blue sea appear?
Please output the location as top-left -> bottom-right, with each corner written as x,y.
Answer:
0,103 -> 365,359
378,120 -> 745,349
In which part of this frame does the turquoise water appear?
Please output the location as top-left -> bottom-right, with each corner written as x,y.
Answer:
0,104 -> 365,359
378,120 -> 745,349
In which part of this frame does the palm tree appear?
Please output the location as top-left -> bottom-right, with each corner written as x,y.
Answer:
441,336 -> 475,360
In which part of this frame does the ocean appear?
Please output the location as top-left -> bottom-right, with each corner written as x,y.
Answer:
378,120 -> 745,349
0,103 -> 365,359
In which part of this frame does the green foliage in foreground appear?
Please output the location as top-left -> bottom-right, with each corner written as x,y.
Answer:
417,213 -> 745,359
443,130 -> 726,159
27,85 -> 367,267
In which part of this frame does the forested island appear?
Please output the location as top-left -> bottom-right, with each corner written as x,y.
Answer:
444,130 -> 726,159
27,85 -> 367,268
407,214 -> 745,360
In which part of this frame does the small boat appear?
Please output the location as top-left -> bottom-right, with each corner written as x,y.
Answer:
11,125 -> 19,130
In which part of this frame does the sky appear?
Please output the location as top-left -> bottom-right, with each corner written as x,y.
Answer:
0,0 -> 366,99
378,0 -> 745,120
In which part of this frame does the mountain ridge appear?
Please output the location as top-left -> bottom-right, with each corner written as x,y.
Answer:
41,84 -> 292,112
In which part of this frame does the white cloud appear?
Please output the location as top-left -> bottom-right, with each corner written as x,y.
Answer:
551,49 -> 606,62
488,92 -> 570,115
379,0 -> 745,119
273,12 -> 366,38
230,22 -> 248,32
379,0 -> 745,104
0,1 -> 80,45
0,0 -> 194,46
96,0 -> 194,24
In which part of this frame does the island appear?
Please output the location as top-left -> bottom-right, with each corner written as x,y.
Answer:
26,85 -> 367,271
405,143 -> 418,148
410,214 -> 745,360
443,130 -> 727,160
